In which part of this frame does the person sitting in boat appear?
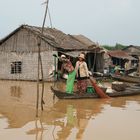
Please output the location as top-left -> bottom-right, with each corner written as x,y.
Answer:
114,65 -> 121,75
60,54 -> 76,94
75,53 -> 89,95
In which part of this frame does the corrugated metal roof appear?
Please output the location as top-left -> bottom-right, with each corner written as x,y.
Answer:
108,50 -> 137,60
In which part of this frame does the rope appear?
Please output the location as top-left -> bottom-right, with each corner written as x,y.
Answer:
48,7 -> 53,28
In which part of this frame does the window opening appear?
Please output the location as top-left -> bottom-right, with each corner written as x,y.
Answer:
11,61 -> 22,74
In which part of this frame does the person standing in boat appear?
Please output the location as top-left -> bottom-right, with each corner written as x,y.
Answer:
60,54 -> 76,94
124,60 -> 131,75
75,53 -> 89,95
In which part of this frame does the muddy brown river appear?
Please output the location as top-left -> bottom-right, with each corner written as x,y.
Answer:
0,80 -> 140,140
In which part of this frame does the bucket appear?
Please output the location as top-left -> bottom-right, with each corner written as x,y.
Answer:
86,86 -> 95,94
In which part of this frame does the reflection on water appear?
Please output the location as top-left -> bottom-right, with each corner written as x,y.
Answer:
26,118 -> 45,140
11,86 -> 22,98
0,80 -> 140,140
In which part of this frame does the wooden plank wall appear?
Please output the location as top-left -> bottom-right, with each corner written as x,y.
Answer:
0,28 -> 58,81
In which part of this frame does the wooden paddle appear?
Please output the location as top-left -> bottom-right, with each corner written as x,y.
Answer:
89,77 -> 110,98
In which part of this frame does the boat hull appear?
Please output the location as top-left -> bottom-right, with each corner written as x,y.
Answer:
51,85 -> 140,99
111,74 -> 140,83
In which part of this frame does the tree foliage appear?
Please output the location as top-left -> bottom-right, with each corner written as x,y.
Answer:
102,43 -> 127,50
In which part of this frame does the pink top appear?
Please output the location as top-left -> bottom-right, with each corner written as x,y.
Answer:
61,60 -> 74,73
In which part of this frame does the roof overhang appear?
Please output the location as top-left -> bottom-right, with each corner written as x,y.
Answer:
108,50 -> 138,60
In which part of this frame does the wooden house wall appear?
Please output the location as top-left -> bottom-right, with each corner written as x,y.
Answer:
86,53 -> 104,73
0,28 -> 58,81
96,53 -> 104,73
0,51 -> 57,81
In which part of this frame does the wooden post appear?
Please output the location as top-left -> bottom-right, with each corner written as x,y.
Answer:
53,54 -> 57,81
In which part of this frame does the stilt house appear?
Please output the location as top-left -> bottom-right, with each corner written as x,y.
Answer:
0,25 -> 104,81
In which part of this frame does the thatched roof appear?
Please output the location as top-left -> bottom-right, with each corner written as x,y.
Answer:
25,25 -> 100,51
72,35 -> 97,48
122,45 -> 140,56
123,45 -> 140,50
0,25 -> 100,52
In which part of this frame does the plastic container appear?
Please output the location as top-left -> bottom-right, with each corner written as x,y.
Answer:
86,86 -> 95,94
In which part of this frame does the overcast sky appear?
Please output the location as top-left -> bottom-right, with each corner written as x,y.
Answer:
1,0 -> 140,45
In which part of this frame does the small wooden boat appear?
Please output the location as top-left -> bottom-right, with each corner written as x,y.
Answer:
111,74 -> 140,83
51,85 -> 140,99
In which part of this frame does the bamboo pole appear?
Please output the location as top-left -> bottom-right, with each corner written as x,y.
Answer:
36,0 -> 50,117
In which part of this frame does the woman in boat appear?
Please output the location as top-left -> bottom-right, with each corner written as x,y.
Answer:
75,53 -> 89,95
60,54 -> 76,94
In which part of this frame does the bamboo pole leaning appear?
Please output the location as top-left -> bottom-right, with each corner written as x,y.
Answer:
36,0 -> 50,117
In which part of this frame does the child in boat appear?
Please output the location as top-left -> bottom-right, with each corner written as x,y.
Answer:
75,53 -> 89,95
60,54 -> 76,94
